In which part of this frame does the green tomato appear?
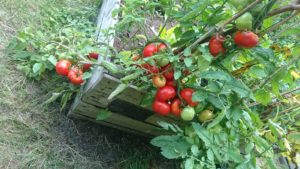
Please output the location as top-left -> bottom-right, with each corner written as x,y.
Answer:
250,3 -> 264,16
229,0 -> 249,10
181,107 -> 195,121
198,110 -> 214,122
157,57 -> 170,67
236,12 -> 253,30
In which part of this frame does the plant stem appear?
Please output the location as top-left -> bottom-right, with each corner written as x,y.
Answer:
267,4 -> 300,17
255,55 -> 300,90
260,10 -> 300,36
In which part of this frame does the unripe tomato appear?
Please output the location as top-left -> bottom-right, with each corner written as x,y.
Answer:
157,58 -> 170,67
234,31 -> 259,48
152,100 -> 170,116
209,35 -> 225,57
171,98 -> 182,116
143,44 -> 157,58
251,3 -> 264,16
152,75 -> 166,88
156,86 -> 176,102
56,59 -> 72,76
157,43 -> 167,52
236,12 -> 253,30
89,52 -> 99,59
141,63 -> 159,74
180,88 -> 198,107
83,63 -> 92,72
68,67 -> 84,85
181,107 -> 195,121
198,110 -> 214,122
161,64 -> 174,80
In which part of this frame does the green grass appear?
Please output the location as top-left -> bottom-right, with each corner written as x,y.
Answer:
0,0 -> 105,168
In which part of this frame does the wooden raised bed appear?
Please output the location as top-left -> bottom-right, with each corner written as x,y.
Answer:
68,0 -> 178,136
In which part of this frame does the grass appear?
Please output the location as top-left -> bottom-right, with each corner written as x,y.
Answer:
0,0 -> 177,168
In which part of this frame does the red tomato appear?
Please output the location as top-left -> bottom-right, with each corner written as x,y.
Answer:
152,100 -> 170,116
143,44 -> 157,58
83,64 -> 92,72
157,43 -> 167,52
56,60 -> 72,76
68,67 -> 84,85
152,75 -> 166,88
171,98 -> 182,116
180,88 -> 198,107
141,63 -> 159,74
209,35 -> 226,57
161,64 -> 174,80
89,52 -> 99,59
234,31 -> 259,48
166,80 -> 176,88
156,86 -> 176,102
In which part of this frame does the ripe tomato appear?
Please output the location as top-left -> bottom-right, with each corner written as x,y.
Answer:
166,80 -> 176,88
171,98 -> 182,116
152,100 -> 170,116
68,67 -> 84,85
83,63 -> 92,72
161,64 -> 174,80
143,44 -> 157,58
56,59 -> 72,76
141,63 -> 159,74
198,110 -> 214,122
234,31 -> 259,48
209,35 -> 225,57
157,43 -> 167,52
181,107 -> 195,121
156,86 -> 176,102
236,12 -> 253,30
152,75 -> 166,88
180,88 -> 198,107
89,52 -> 99,59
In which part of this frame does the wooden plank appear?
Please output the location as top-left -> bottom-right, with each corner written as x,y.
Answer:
85,0 -> 120,92
68,112 -> 152,137
69,99 -> 163,136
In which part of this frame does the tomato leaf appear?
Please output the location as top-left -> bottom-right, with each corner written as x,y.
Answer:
48,55 -> 57,66
207,110 -> 225,129
287,132 -> 300,144
192,89 -> 208,102
254,89 -> 271,106
108,83 -> 128,100
96,109 -> 111,120
184,58 -> 193,67
184,158 -> 194,169
174,71 -> 182,80
200,71 -> 231,82
32,63 -> 43,74
83,72 -> 92,80
151,135 -> 190,159
183,47 -> 191,56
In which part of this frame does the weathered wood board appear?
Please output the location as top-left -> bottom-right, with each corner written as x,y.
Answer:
68,0 -> 180,136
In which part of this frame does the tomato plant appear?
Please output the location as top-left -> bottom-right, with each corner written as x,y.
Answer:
9,0 -> 300,168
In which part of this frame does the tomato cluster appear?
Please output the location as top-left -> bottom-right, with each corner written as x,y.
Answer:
208,12 -> 259,57
55,52 -> 99,85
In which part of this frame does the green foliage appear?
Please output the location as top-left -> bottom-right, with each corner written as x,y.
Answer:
6,1 -> 100,108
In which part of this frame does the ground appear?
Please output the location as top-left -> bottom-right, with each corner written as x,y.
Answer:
0,0 -> 177,168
